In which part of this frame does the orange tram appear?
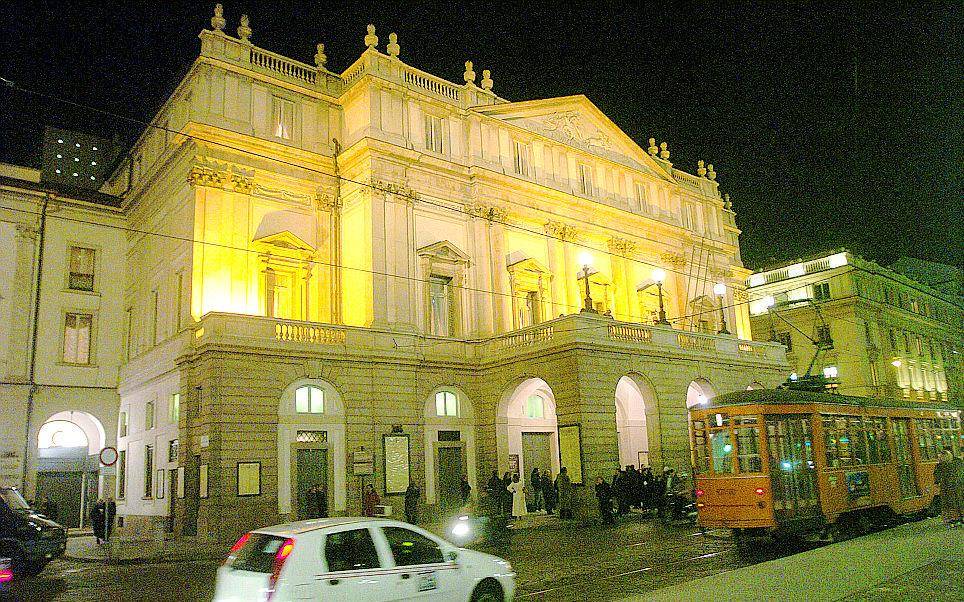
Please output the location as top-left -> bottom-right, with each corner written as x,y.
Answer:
690,389 -> 962,540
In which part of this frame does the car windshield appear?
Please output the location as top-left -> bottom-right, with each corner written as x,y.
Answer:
0,488 -> 31,511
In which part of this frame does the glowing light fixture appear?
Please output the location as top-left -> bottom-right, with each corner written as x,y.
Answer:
891,359 -> 902,368
827,253 -> 848,268
749,274 -> 765,287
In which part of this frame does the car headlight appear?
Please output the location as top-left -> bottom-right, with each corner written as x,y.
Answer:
451,521 -> 471,538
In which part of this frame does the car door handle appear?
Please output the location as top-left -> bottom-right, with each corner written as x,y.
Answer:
328,579 -> 340,585
400,573 -> 411,580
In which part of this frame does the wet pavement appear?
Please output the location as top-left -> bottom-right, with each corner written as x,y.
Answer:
1,514 -> 823,601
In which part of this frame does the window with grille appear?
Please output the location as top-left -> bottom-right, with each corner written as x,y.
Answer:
424,114 -> 443,153
816,325 -> 832,346
776,331 -> 793,352
272,97 -> 294,139
525,394 -> 545,419
144,445 -> 154,498
67,246 -> 95,291
295,385 -> 324,414
168,439 -> 179,463
296,430 -> 327,444
512,140 -> 530,176
63,313 -> 92,364
169,393 -> 180,424
438,430 -> 461,442
435,391 -> 458,417
117,450 -> 127,499
145,401 -> 155,430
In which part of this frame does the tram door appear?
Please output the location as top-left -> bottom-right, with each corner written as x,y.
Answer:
891,419 -> 919,498
766,415 -> 820,522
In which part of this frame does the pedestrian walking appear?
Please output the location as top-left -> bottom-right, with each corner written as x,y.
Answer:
104,496 -> 116,543
542,469 -> 556,515
508,474 -> 527,519
486,470 -> 503,516
501,472 -> 513,516
362,484 -> 380,517
89,498 -> 106,544
556,467 -> 574,519
934,449 -> 963,526
460,475 -> 472,506
530,468 -> 543,512
404,480 -> 420,524
595,476 -> 615,525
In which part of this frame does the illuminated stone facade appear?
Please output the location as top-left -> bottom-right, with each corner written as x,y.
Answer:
93,10 -> 788,539
747,250 -> 962,406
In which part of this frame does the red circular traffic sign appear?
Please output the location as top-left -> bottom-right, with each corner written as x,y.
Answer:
99,446 -> 118,466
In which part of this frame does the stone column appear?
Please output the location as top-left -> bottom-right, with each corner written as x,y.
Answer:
545,222 -> 568,318
370,186 -> 389,326
487,208 -> 511,333
470,209 -> 494,336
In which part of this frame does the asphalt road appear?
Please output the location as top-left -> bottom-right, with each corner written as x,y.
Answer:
1,515 -> 823,602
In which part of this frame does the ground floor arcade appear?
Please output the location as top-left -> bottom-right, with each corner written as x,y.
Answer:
114,312 -> 787,541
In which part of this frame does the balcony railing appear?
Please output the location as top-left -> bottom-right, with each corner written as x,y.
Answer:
193,311 -> 787,368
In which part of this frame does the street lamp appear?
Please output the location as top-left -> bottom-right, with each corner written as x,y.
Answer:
651,268 -> 670,325
578,252 -> 597,313
713,282 -> 729,335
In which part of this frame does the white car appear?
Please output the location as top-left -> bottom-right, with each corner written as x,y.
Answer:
213,518 -> 515,602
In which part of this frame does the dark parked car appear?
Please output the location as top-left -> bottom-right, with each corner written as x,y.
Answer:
0,486 -> 67,578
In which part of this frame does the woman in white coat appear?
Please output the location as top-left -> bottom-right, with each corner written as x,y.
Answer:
508,473 -> 527,518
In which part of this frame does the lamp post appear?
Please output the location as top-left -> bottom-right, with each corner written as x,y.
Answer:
713,282 -> 729,335
652,268 -> 670,325
578,252 -> 597,313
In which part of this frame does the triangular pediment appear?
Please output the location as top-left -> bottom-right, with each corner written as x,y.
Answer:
252,230 -> 316,252
473,95 -> 673,181
416,239 -> 471,263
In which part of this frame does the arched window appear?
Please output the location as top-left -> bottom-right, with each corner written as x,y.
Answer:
435,390 -> 458,417
295,385 -> 324,414
524,394 -> 545,419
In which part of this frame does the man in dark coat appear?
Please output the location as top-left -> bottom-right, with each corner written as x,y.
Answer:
501,472 -> 513,516
104,496 -> 116,542
459,475 -> 472,506
541,469 -> 556,515
404,480 -> 420,524
486,470 -> 503,516
90,498 -> 106,544
595,477 -> 615,525
313,485 -> 329,519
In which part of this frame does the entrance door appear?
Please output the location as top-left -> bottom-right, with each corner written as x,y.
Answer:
36,471 -> 83,527
521,432 -> 551,483
892,419 -> 918,498
182,455 -> 200,536
437,446 -> 464,513
294,448 -> 328,520
166,468 -> 178,533
766,415 -> 819,523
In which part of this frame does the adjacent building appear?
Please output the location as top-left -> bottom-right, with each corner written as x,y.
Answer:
746,250 -> 962,406
2,7 -> 791,541
0,164 -> 126,528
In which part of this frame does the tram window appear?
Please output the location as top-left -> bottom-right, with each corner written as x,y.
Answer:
824,415 -> 868,467
692,421 -> 710,474
934,418 -> 961,455
710,430 -> 734,474
735,426 -> 762,473
848,417 -> 868,464
866,417 -> 890,464
915,419 -> 939,460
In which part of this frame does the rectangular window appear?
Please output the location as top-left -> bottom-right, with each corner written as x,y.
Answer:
817,325 -> 832,346
238,462 -> 261,496
199,464 -> 209,498
512,140 -> 530,176
264,267 -> 293,319
863,321 -> 876,348
915,336 -> 923,355
634,182 -> 647,208
438,430 -> 461,442
692,421 -> 709,475
63,313 -> 93,364
168,439 -> 179,463
144,445 -> 154,498
272,96 -> 294,139
865,417 -> 890,464
869,362 -> 880,386
524,394 -> 545,419
735,424 -> 762,473
324,529 -> 381,573
119,412 -> 128,438
150,290 -> 159,344
156,469 -> 165,499
424,114 -> 443,153
709,430 -> 733,474
168,393 -> 180,424
117,450 -> 127,499
175,272 -> 184,331
67,246 -> 96,291
578,164 -> 594,195
435,391 -> 458,417
145,401 -> 155,430
428,275 -> 452,336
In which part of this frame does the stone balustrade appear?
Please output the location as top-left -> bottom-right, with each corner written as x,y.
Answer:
191,311 -> 787,366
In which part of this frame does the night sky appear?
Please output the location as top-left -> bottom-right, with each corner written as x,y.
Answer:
1,1 -> 960,269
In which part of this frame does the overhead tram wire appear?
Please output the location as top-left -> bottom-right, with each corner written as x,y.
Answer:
2,77 -> 739,287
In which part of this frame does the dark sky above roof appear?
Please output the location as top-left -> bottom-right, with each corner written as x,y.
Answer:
1,1 -> 960,269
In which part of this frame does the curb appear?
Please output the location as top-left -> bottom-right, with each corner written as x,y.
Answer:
64,551 -> 225,566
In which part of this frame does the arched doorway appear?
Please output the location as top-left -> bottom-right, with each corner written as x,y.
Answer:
496,378 -> 559,497
423,386 -> 476,513
35,411 -> 105,528
615,375 -> 655,468
277,379 -> 346,520
686,378 -> 717,409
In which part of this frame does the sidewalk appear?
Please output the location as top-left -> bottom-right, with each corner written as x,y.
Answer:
634,519 -> 962,601
65,536 -> 226,565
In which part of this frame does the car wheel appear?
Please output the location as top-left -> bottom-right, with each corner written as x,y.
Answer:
471,578 -> 504,602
